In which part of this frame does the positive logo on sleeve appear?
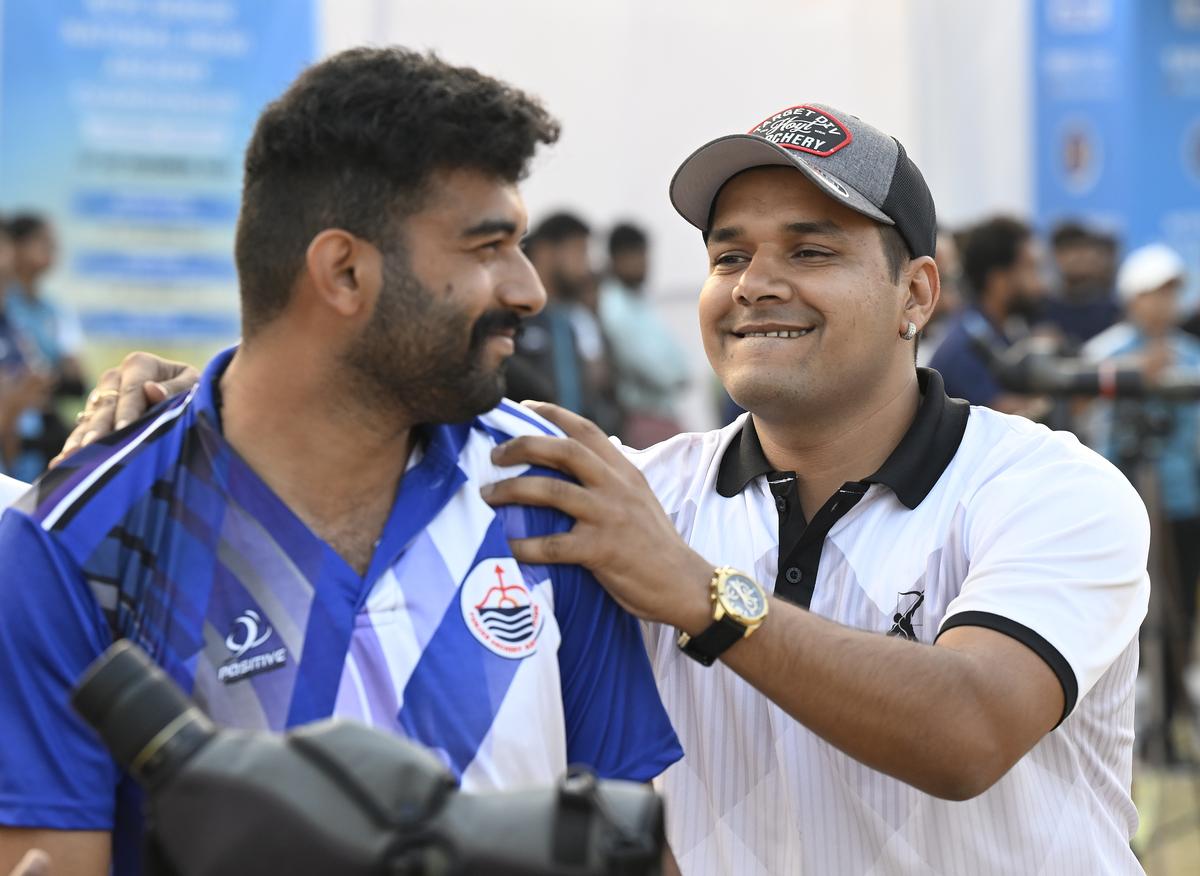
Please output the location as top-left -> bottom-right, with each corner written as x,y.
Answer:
750,105 -> 852,157
461,558 -> 542,659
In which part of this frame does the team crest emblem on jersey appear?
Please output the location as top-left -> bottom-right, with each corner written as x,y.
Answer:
461,558 -> 542,659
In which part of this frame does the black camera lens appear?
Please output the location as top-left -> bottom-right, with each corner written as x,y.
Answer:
72,640 -> 214,787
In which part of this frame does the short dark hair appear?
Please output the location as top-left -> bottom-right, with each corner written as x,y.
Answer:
878,224 -> 909,282
8,213 -> 48,243
962,216 -> 1031,298
1050,220 -> 1094,251
527,211 -> 590,247
234,47 -> 560,334
608,222 -> 647,258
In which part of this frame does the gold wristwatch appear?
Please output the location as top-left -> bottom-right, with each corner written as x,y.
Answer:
676,567 -> 769,666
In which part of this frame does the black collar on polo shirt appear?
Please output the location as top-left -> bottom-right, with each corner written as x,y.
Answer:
716,369 -> 970,607
715,368 -> 970,507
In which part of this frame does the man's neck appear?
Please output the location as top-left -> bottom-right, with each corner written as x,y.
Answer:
751,370 -> 921,520
218,339 -> 417,575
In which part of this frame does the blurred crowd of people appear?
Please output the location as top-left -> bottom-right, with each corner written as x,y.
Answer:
922,215 -> 1200,763
507,213 -> 690,449
0,214 -> 85,483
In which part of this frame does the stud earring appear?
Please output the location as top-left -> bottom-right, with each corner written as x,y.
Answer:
901,321 -> 918,341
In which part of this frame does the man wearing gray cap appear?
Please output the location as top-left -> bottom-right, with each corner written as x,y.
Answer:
485,103 -> 1151,874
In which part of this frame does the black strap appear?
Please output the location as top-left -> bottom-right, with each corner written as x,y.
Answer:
679,614 -> 746,666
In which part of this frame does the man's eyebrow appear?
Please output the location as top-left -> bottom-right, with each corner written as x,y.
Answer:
784,219 -> 846,237
461,218 -> 520,239
706,225 -> 743,244
706,219 -> 846,245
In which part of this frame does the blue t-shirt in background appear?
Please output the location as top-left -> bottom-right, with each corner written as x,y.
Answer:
928,308 -> 1012,406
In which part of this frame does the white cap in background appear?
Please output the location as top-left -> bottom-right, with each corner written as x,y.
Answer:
1116,243 -> 1186,303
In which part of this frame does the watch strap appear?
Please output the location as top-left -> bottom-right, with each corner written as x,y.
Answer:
678,614 -> 747,667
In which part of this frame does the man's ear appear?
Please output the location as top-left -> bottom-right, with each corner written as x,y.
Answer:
304,229 -> 383,319
902,255 -> 940,332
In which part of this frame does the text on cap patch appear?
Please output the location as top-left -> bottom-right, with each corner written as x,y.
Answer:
750,105 -> 852,157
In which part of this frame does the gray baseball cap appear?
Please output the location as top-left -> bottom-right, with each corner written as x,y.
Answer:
669,103 -> 937,258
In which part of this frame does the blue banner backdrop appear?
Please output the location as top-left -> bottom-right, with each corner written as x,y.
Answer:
1036,0 -> 1200,298
0,0 -> 315,347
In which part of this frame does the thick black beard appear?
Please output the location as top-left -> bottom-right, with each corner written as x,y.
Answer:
341,250 -> 521,424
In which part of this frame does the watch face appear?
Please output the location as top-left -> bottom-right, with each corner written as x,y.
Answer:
720,574 -> 766,621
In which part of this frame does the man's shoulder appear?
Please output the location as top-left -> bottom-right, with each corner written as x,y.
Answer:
474,400 -> 566,444
619,417 -> 744,509
961,405 -> 1116,470
1081,322 -> 1138,360
463,402 -> 578,539
13,392 -> 198,555
956,407 -> 1142,511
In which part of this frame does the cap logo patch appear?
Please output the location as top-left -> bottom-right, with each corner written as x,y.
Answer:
750,105 -> 852,157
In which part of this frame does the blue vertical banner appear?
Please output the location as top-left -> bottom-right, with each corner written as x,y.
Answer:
1036,0 -> 1200,291
0,0 -> 315,359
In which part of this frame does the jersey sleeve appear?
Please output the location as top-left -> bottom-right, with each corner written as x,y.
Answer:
937,448 -> 1150,721
551,552 -> 683,782
511,492 -> 682,782
0,510 -> 118,829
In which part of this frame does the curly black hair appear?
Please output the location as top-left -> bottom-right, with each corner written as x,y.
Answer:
234,46 -> 560,333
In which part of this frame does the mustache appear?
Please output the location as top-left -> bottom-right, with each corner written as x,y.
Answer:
469,309 -> 525,350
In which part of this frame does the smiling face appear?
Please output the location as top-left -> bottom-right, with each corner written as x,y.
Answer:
342,166 -> 546,423
699,166 -> 930,423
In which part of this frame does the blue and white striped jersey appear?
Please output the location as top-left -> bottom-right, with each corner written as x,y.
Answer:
0,347 -> 680,875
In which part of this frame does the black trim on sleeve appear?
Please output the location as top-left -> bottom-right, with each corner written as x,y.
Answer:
937,610 -> 1079,726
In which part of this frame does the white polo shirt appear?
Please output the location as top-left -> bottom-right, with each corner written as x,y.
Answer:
631,369 -> 1149,876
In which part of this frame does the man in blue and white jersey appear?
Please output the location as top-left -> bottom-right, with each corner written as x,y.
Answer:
0,48 -> 680,876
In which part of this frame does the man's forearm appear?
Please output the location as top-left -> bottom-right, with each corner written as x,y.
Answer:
479,407 -> 1061,799
668,579 -> 1044,800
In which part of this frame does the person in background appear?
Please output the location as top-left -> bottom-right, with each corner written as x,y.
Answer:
928,216 -> 1049,417
0,220 -> 52,478
4,214 -> 86,479
1083,243 -> 1200,763
516,212 -> 621,434
916,227 -> 964,366
509,213 -> 587,407
598,222 -> 689,448
1042,221 -> 1120,347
